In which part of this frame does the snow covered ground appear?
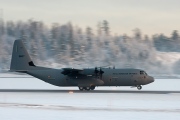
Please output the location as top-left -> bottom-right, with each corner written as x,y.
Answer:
0,74 -> 180,120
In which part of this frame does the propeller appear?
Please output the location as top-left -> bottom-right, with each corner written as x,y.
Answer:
95,67 -> 99,75
99,68 -> 104,79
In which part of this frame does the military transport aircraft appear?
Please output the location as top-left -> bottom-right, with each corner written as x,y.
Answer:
10,40 -> 154,91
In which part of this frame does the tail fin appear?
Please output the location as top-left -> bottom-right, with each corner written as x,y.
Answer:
10,40 -> 36,72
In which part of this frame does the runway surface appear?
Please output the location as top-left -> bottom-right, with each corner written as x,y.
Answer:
0,89 -> 180,94
0,77 -> 180,120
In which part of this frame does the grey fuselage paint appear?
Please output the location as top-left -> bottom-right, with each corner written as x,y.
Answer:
26,67 -> 153,87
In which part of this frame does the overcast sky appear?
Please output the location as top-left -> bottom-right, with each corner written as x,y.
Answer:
0,0 -> 180,36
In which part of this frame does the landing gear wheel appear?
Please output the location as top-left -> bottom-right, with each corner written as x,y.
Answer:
79,87 -> 84,91
84,87 -> 90,91
90,86 -> 95,90
137,85 -> 142,90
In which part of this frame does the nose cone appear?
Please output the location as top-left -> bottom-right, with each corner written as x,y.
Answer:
148,76 -> 154,83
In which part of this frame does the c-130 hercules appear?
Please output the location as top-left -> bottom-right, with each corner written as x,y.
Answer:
10,40 -> 154,91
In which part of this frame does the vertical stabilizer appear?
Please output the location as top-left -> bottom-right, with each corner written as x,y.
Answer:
10,40 -> 36,71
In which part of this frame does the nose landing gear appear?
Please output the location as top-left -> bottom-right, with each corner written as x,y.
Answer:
137,85 -> 142,90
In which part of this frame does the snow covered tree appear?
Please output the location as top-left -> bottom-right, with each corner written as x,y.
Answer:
171,30 -> 179,41
102,20 -> 110,36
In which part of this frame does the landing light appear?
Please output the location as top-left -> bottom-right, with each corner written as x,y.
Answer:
68,91 -> 74,94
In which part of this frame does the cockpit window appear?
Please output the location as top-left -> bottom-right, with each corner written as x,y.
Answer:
140,71 -> 147,75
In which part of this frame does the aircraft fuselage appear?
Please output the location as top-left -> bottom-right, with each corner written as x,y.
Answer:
26,67 -> 154,88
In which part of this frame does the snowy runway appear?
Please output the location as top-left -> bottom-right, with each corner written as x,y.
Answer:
0,77 -> 180,120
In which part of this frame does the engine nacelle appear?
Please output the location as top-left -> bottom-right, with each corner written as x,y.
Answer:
79,69 -> 95,76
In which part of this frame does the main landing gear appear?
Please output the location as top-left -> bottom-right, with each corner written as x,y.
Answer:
137,85 -> 142,90
78,86 -> 96,91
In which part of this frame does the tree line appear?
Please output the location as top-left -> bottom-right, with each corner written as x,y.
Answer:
0,19 -> 179,74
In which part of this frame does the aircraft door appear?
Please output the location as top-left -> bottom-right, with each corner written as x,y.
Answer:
131,75 -> 138,86
111,77 -> 118,86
